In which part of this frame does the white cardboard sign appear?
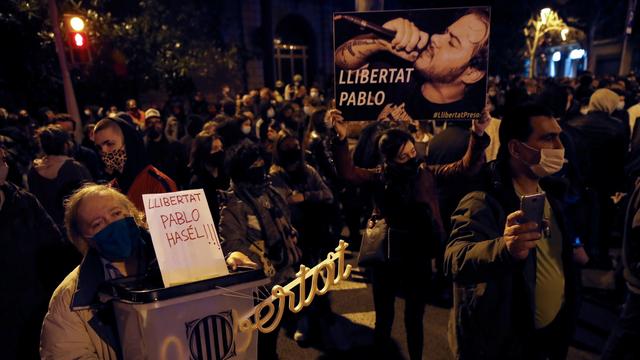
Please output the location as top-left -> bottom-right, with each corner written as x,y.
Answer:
143,189 -> 229,287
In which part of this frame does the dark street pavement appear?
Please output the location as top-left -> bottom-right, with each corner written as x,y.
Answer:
274,249 -> 605,360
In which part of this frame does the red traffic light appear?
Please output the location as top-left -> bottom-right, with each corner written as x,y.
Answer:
64,14 -> 91,64
73,33 -> 85,47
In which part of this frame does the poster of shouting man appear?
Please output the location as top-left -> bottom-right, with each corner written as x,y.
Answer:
334,7 -> 490,121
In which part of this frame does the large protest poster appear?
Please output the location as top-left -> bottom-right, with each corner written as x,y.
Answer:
333,7 -> 490,121
143,189 -> 229,287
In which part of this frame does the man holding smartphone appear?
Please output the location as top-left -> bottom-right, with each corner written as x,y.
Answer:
444,103 -> 587,359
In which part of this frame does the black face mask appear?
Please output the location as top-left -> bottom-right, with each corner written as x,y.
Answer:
244,165 -> 266,185
207,151 -> 225,168
386,157 -> 419,179
279,149 -> 302,167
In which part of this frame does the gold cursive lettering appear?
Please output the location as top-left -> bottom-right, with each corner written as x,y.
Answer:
237,241 -> 352,335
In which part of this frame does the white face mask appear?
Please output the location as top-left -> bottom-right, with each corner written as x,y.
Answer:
519,142 -> 565,177
242,126 -> 252,135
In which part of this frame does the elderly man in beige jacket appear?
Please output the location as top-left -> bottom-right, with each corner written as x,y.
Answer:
40,184 -> 157,359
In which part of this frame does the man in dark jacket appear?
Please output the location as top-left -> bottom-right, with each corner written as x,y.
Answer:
0,145 -> 65,360
444,103 -> 585,359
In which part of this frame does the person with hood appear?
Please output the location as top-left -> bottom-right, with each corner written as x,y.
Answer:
40,184 -> 160,359
568,88 -> 629,267
218,140 -> 301,360
93,117 -> 177,211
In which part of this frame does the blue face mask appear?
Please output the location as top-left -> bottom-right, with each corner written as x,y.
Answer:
91,217 -> 141,261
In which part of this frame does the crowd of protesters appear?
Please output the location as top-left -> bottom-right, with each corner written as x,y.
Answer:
1,69 -> 640,359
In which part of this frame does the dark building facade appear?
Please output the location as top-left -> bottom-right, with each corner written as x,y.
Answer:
217,0 -> 353,93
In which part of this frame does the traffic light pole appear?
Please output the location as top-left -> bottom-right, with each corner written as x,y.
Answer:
48,0 -> 82,143
619,0 -> 637,76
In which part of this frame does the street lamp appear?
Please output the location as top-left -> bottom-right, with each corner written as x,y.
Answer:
540,8 -> 552,25
524,8 -> 569,78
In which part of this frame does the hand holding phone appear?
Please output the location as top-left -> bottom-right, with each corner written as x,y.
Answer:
504,209 -> 543,260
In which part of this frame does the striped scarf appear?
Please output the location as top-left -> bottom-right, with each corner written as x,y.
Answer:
236,184 -> 302,271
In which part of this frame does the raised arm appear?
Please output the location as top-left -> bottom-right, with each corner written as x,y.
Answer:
335,18 -> 429,69
329,109 -> 379,185
444,192 -> 514,283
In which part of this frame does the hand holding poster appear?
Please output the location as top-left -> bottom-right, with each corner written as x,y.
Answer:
143,189 -> 229,287
333,7 -> 490,121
